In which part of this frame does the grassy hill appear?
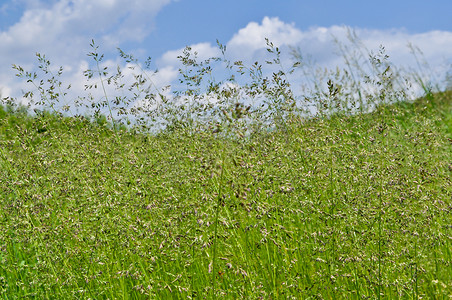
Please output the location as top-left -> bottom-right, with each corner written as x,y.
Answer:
0,91 -> 451,298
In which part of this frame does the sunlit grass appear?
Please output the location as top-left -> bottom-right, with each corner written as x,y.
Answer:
1,90 -> 450,298
0,35 -> 451,298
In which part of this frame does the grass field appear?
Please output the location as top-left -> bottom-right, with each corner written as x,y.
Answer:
1,37 -> 451,298
0,89 -> 451,298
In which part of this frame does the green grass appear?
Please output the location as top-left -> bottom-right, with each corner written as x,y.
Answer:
0,90 -> 450,298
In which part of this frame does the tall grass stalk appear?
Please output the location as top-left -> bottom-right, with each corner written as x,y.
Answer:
378,189 -> 382,300
86,40 -> 117,133
211,146 -> 226,298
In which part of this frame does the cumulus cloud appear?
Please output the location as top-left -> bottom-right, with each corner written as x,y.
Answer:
160,42 -> 221,67
0,0 -> 174,101
228,17 -> 303,53
1,0 -> 172,63
152,17 -> 451,115
1,11 -> 451,112
224,17 -> 452,73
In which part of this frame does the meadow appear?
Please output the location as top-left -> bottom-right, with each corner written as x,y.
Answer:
0,37 -> 451,298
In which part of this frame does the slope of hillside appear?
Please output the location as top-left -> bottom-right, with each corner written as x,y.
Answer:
0,91 -> 450,298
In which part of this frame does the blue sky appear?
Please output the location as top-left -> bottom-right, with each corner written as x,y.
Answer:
0,0 -> 451,104
149,0 -> 452,57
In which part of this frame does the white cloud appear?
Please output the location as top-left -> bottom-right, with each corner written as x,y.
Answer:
0,84 -> 12,99
2,11 -> 451,115
1,0 -> 172,62
160,42 -> 221,67
224,17 -> 452,73
0,0 -> 174,101
228,17 -> 303,53
152,17 -> 452,117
